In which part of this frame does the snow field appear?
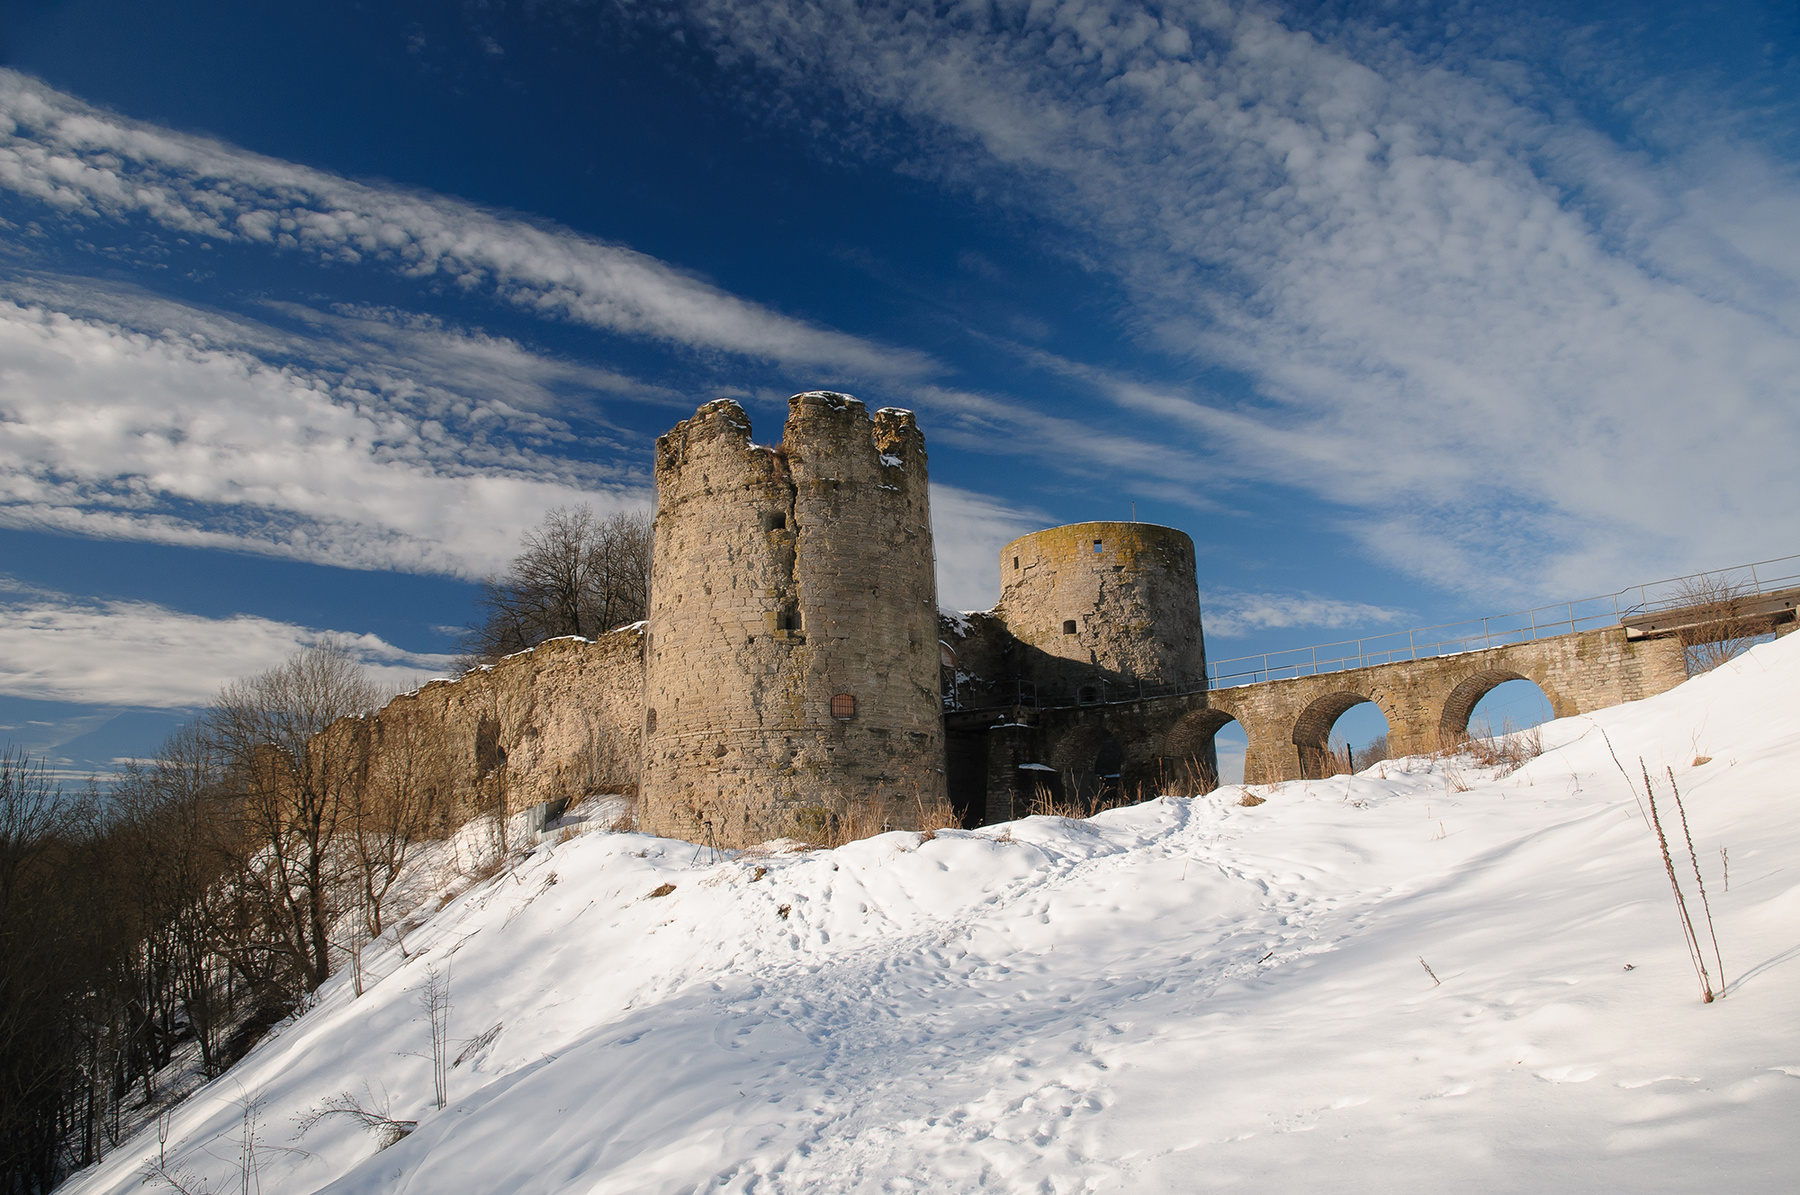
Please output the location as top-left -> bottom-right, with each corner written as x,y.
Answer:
64,633 -> 1800,1193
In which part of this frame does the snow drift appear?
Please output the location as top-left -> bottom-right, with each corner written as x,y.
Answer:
63,635 -> 1800,1193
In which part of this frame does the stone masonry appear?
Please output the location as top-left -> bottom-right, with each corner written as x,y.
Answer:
309,629 -> 645,832
638,393 -> 946,844
960,625 -> 1690,823
995,521 -> 1205,694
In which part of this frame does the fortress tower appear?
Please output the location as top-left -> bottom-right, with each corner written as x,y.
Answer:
639,393 -> 946,845
994,521 -> 1205,698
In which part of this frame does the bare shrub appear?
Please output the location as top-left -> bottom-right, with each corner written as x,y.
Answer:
420,967 -> 452,1110
1669,573 -> 1763,675
296,1085 -> 416,1150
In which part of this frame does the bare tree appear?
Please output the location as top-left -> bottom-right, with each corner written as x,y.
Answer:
420,966 -> 452,1110
464,506 -> 652,661
351,712 -> 442,942
203,640 -> 383,998
109,727 -> 235,1080
1671,574 -> 1764,675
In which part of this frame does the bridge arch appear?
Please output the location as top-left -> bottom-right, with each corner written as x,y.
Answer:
1438,669 -> 1543,740
1291,689 -> 1397,779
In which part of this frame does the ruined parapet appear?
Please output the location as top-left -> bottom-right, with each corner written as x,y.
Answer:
309,629 -> 646,831
640,393 -> 946,845
995,521 -> 1205,698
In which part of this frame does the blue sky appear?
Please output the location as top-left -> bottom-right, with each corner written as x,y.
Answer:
1,0 -> 1796,775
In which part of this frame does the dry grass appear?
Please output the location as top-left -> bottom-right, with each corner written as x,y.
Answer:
793,797 -> 900,849
913,792 -> 962,839
604,797 -> 639,834
1153,754 -> 1219,797
1434,719 -> 1544,778
1026,773 -> 1139,820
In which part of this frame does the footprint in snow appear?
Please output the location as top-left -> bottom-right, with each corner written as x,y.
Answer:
1535,1065 -> 1597,1083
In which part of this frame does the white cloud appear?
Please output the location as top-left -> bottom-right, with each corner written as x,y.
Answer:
1199,588 -> 1406,640
658,0 -> 1800,598
0,584 -> 455,707
0,69 -> 934,381
0,295 -> 656,576
0,76 -> 1227,583
929,483 -> 1047,611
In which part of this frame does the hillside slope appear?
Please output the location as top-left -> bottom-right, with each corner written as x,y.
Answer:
64,636 -> 1800,1193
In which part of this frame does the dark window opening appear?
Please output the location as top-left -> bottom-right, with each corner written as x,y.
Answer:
1013,556 -> 1020,570
475,717 -> 505,773
1062,619 -> 1077,634
645,708 -> 657,735
1077,685 -> 1099,705
1094,736 -> 1125,778
761,511 -> 788,532
831,693 -> 857,720
778,606 -> 802,632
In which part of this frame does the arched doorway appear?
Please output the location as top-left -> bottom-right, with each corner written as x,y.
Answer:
1292,692 -> 1392,779
1091,735 -> 1125,807
1159,708 -> 1244,794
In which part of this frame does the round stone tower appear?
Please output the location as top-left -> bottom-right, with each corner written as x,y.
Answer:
639,392 -> 946,845
994,521 -> 1205,697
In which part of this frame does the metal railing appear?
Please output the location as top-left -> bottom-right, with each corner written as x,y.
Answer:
942,552 -> 1799,711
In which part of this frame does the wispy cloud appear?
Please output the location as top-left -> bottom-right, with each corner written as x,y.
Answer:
929,483 -> 1048,610
655,0 -> 1800,597
0,292 -> 654,576
0,69 -> 935,381
0,582 -> 455,707
0,70 -> 1236,585
1199,588 -> 1406,640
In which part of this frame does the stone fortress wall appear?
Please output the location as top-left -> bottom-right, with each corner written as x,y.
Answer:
315,393 -> 1749,844
309,630 -> 645,833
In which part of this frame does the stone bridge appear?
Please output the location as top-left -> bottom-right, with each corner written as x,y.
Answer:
948,622 -> 1731,826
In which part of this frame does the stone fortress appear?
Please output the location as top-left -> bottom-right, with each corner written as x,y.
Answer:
329,392 -> 1787,847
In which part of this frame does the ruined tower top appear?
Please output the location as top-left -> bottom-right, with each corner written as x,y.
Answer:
996,521 -> 1205,695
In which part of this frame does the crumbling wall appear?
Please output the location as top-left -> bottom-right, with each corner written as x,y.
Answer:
313,629 -> 645,829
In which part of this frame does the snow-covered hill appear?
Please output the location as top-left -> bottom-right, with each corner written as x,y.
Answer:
65,636 -> 1800,1193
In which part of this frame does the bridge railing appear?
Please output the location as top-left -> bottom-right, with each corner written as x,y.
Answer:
1204,551 -> 1800,691
1613,554 -> 1800,618
942,552 -> 1799,711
